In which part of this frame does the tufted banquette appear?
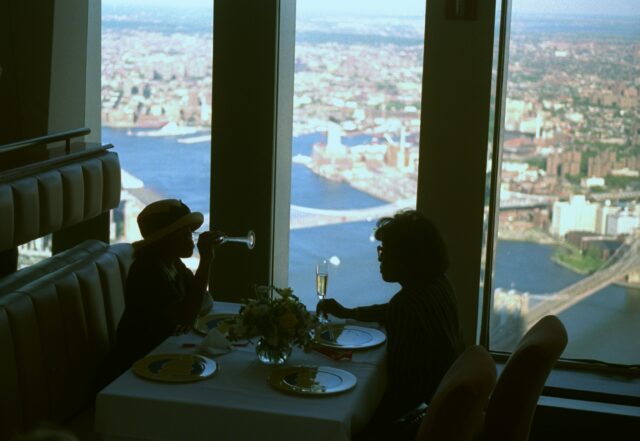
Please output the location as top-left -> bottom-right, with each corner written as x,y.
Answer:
0,240 -> 133,440
0,150 -> 121,251
0,143 -> 128,440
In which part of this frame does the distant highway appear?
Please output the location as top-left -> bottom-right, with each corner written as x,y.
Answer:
588,191 -> 640,202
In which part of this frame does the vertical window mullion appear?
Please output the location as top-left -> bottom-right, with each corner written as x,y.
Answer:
211,0 -> 293,300
480,0 -> 513,347
418,0 -> 498,346
272,0 -> 296,290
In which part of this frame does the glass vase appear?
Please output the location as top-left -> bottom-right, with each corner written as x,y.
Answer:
255,338 -> 292,366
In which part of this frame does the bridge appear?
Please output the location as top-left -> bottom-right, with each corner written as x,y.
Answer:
290,199 -> 415,229
490,235 -> 640,346
499,190 -> 556,210
290,190 -> 558,230
523,236 -> 640,329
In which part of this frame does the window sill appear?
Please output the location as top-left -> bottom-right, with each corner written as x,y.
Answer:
532,395 -> 640,439
496,361 -> 640,408
537,395 -> 640,418
543,365 -> 640,407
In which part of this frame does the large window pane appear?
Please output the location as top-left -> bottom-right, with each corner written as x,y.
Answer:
102,1 -> 213,269
488,1 -> 639,365
289,1 -> 426,307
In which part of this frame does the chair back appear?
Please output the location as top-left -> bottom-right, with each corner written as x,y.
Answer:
483,315 -> 568,441
415,345 -> 496,441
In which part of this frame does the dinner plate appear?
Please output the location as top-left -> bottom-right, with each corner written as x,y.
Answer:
132,353 -> 217,382
193,313 -> 236,336
268,365 -> 357,396
315,324 -> 386,350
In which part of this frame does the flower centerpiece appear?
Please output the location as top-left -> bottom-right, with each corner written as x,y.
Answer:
226,285 -> 317,365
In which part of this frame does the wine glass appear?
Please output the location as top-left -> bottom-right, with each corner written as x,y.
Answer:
192,230 -> 256,249
316,259 -> 329,324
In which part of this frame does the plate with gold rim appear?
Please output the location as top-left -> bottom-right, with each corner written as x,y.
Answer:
314,324 -> 386,350
193,313 -> 237,336
132,353 -> 217,382
268,365 -> 357,396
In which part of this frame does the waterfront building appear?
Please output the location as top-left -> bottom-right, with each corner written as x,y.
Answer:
326,118 -> 347,157
606,208 -> 640,236
550,194 -> 598,237
311,118 -> 353,179
596,200 -> 620,235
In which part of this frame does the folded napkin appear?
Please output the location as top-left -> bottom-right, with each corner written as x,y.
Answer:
196,328 -> 232,357
312,344 -> 353,361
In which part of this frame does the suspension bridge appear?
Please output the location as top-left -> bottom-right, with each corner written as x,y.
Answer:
523,235 -> 640,329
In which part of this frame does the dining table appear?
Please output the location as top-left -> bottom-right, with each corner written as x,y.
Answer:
95,301 -> 388,441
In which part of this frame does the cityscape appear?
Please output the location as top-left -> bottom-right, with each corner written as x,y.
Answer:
15,2 -> 631,361
101,5 -> 639,271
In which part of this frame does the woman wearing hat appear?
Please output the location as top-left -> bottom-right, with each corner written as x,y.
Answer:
97,199 -> 222,389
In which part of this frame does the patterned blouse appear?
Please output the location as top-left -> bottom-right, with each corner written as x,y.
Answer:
356,273 -> 465,420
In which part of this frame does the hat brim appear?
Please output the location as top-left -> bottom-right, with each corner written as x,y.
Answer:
132,212 -> 204,250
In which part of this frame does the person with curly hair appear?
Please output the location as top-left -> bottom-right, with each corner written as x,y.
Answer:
317,210 -> 465,440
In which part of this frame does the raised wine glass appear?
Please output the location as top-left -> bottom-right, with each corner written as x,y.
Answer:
192,230 -> 256,249
316,259 -> 329,324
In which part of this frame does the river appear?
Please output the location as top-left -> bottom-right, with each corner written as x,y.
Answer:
103,127 -> 640,365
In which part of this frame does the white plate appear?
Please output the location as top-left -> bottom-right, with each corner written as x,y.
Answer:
193,313 -> 236,336
315,325 -> 386,350
132,353 -> 217,382
268,365 -> 357,395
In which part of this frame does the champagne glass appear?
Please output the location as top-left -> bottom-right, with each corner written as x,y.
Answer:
192,230 -> 256,249
316,259 -> 329,324
219,230 -> 256,249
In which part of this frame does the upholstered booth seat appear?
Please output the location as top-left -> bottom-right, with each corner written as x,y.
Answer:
0,240 -> 107,298
0,239 -> 133,441
0,150 -> 121,251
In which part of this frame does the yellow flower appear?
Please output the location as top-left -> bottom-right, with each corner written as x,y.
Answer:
217,319 -> 232,333
227,286 -> 316,347
278,312 -> 298,330
275,287 -> 293,299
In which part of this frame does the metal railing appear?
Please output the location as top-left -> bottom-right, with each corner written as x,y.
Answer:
0,128 -> 113,183
0,127 -> 91,154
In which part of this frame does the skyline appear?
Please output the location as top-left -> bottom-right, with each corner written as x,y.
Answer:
98,0 -> 639,364
103,0 -> 640,18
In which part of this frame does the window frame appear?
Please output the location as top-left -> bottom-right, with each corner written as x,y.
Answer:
479,0 -> 640,380
419,0 -> 498,347
480,0 -> 511,347
86,0 -> 639,400
209,0 -> 295,301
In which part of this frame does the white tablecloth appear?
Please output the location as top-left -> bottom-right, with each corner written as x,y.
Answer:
95,302 -> 387,441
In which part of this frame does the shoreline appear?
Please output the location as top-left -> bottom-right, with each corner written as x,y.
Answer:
105,125 -> 640,291
550,254 -> 593,275
497,228 -> 559,245
103,124 -> 210,135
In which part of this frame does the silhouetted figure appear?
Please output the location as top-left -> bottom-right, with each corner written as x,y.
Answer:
0,247 -> 19,278
317,210 -> 465,440
97,199 -> 222,391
